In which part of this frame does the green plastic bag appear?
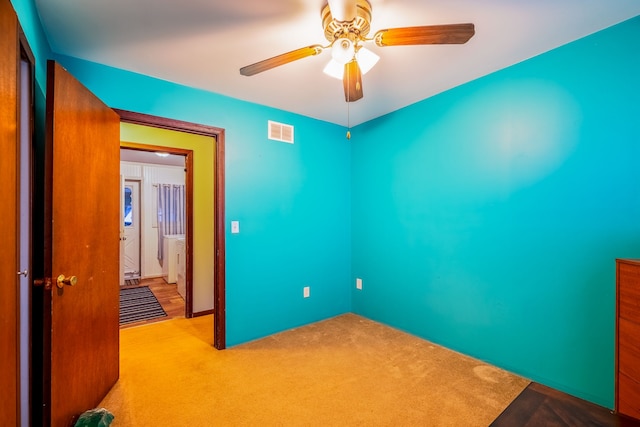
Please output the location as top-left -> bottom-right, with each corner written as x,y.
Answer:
74,408 -> 114,427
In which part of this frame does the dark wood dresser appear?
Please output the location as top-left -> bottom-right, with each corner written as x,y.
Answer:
616,259 -> 640,420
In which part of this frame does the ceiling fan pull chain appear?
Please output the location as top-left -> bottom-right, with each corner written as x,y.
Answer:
346,68 -> 351,140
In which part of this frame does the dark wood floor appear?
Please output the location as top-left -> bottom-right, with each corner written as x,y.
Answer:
491,382 -> 640,427
120,277 -> 185,329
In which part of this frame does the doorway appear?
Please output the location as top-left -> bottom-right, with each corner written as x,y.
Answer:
116,109 -> 226,349
119,148 -> 189,324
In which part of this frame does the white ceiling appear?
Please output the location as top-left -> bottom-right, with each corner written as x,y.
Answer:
35,0 -> 640,127
121,148 -> 185,167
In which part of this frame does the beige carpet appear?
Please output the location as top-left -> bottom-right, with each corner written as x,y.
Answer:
99,313 -> 529,426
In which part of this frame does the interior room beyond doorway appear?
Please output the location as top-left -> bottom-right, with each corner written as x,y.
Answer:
119,123 -> 216,319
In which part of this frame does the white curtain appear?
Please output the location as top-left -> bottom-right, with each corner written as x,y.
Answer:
157,184 -> 185,265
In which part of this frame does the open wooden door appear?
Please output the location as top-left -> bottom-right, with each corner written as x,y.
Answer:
41,60 -> 120,426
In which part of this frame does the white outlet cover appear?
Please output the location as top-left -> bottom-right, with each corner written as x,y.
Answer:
231,221 -> 239,234
356,278 -> 362,290
303,286 -> 310,298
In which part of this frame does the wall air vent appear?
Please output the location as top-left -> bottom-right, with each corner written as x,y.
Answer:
268,120 -> 294,144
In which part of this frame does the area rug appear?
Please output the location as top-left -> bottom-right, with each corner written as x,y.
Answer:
119,286 -> 167,325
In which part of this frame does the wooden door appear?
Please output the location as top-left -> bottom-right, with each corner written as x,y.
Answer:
42,61 -> 120,426
0,0 -> 19,423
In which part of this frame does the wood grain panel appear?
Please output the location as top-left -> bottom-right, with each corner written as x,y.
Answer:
616,259 -> 640,421
619,262 -> 640,322
618,373 -> 640,420
45,61 -> 120,426
0,0 -> 19,424
619,317 -> 640,381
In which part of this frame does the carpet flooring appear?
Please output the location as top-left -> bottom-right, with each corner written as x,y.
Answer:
100,314 -> 529,426
119,286 -> 167,325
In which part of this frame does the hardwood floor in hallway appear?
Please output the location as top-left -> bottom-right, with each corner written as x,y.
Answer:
120,277 -> 185,329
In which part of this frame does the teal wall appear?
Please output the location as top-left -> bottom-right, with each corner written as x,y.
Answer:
13,0 -> 352,347
351,16 -> 640,408
55,56 -> 353,346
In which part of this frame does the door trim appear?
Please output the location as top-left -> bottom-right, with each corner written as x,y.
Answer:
1,0 -> 19,423
115,109 -> 226,350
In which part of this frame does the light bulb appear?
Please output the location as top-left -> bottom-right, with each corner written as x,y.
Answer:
331,38 -> 355,65
324,44 -> 380,80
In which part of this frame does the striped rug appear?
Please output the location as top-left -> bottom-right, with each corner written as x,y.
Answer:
119,286 -> 167,325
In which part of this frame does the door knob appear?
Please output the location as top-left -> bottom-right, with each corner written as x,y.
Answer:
56,274 -> 78,289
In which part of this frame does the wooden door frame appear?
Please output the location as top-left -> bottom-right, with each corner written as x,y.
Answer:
115,109 -> 226,349
1,0 -> 20,423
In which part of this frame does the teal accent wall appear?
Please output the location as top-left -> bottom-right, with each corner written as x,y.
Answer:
351,16 -> 640,408
12,0 -> 352,346
54,55 -> 352,346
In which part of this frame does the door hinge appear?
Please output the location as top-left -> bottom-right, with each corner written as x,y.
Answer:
33,277 -> 53,290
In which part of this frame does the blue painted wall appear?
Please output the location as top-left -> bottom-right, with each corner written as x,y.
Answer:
351,16 -> 640,408
13,0 -> 352,346
56,56 -> 353,346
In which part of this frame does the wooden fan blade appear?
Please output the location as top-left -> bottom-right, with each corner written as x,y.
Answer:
374,23 -> 475,47
343,60 -> 363,102
328,0 -> 357,22
240,45 -> 323,76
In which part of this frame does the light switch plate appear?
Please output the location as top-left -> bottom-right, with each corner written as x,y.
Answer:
356,278 -> 362,290
231,221 -> 239,234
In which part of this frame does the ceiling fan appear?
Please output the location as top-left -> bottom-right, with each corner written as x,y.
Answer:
239,0 -> 475,103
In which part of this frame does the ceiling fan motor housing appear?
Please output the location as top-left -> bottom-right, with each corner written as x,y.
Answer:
321,0 -> 372,43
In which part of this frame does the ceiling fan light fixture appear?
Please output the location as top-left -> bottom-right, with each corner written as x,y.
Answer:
331,38 -> 355,65
323,59 -> 344,80
355,47 -> 379,75
324,45 -> 379,80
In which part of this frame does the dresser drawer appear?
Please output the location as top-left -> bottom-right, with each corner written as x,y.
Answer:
618,262 -> 640,322
618,317 -> 640,381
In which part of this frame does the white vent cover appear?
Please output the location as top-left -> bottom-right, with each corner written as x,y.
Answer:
268,120 -> 294,144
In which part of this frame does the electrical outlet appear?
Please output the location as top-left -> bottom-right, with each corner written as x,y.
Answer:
303,286 -> 310,298
356,278 -> 362,290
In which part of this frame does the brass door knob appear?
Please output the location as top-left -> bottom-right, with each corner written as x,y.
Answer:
56,274 -> 78,289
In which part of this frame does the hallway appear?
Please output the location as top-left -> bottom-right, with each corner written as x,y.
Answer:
120,277 -> 185,329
